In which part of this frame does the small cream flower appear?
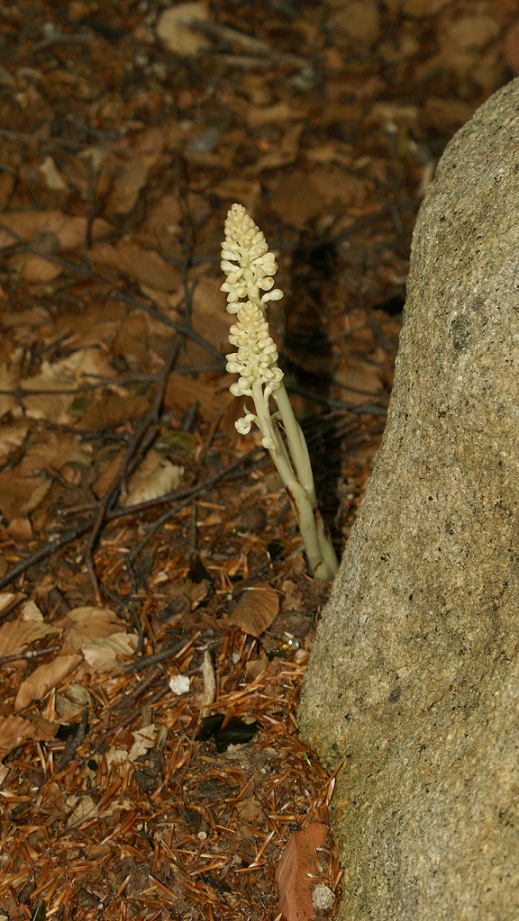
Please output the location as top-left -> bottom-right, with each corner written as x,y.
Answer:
225,300 -> 283,441
221,204 -> 284,311
226,301 -> 284,398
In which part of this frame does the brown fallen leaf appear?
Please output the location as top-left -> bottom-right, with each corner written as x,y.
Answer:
8,252 -> 64,283
62,607 -> 137,672
80,393 -> 150,433
228,586 -> 280,637
276,822 -> 328,921
92,449 -> 125,500
0,615 -> 59,659
82,632 -> 138,673
165,373 -> 229,421
62,607 -> 129,650
0,421 -> 29,466
0,211 -> 112,250
0,432 -> 93,521
89,240 -> 181,291
156,1 -> 210,55
0,592 -> 26,620
0,347 -> 24,418
0,467 -> 52,521
21,348 -> 115,424
14,655 -> 82,712
120,450 -> 184,507
0,715 -> 36,760
26,712 -> 59,743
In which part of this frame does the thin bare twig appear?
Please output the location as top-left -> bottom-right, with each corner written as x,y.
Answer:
0,448 -> 262,600
190,19 -> 311,70
0,220 -> 225,363
55,710 -> 89,773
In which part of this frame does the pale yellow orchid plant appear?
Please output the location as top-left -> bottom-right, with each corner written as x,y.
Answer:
221,204 -> 339,580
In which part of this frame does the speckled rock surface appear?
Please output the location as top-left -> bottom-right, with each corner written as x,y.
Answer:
298,79 -> 519,920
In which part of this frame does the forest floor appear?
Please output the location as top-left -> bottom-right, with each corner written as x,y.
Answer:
0,2 -> 516,920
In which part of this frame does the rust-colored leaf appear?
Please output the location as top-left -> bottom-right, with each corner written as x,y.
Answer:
14,655 -> 82,713
228,586 -> 280,637
276,823 -> 328,921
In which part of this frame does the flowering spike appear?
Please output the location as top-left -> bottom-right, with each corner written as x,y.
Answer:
222,204 -> 339,580
221,204 -> 284,310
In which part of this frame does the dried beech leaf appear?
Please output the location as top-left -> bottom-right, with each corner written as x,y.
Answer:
245,658 -> 269,681
0,211 -> 112,251
0,592 -> 25,619
120,451 -> 184,507
82,633 -> 138,672
92,449 -> 125,500
89,240 -> 181,291
276,823 -> 328,921
0,422 -> 29,465
8,253 -> 64,284
79,393 -> 150,433
14,655 -> 82,712
0,715 -> 36,759
228,586 -> 280,637
63,607 -> 128,651
0,617 -> 59,659
21,349 -> 115,424
20,600 -> 45,622
65,794 -> 98,828
200,650 -> 216,708
0,469 -> 51,521
128,725 -> 157,761
27,713 -> 59,743
165,374 -> 227,421
156,2 -> 210,55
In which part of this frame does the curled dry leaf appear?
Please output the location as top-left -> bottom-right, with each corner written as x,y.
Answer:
276,822 -> 328,921
200,650 -> 216,708
129,726 -> 157,761
228,586 -> 280,637
14,655 -> 82,713
0,348 -> 24,419
62,607 -> 137,671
